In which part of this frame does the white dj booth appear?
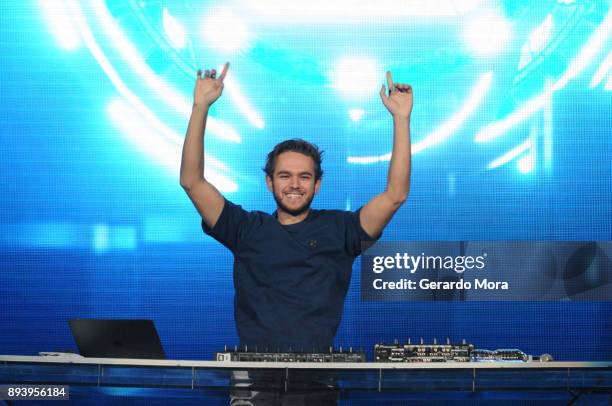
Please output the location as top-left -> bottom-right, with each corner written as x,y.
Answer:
1,355 -> 611,403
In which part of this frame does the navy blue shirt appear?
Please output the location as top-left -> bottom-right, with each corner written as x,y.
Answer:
203,199 -> 378,351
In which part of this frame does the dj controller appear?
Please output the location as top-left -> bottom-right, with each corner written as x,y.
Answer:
216,338 -> 553,363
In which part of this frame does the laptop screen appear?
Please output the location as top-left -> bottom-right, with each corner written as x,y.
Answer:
69,319 -> 166,359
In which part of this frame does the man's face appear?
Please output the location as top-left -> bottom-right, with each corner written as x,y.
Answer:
266,151 -> 321,217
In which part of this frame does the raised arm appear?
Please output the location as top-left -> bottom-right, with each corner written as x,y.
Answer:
180,62 -> 229,229
359,71 -> 413,238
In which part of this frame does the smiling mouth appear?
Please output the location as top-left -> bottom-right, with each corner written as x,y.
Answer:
284,193 -> 303,198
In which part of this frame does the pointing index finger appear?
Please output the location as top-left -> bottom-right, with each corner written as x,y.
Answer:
386,71 -> 393,91
218,62 -> 230,82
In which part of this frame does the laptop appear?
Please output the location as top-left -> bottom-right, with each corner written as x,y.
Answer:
69,319 -> 166,359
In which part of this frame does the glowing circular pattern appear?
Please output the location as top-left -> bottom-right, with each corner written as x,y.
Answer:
43,0 -> 612,187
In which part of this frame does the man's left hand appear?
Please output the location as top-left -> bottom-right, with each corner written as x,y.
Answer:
380,71 -> 413,119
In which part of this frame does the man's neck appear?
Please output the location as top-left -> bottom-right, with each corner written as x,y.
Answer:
276,208 -> 310,225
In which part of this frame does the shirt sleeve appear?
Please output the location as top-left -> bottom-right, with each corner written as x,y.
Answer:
345,207 -> 381,257
201,198 -> 251,252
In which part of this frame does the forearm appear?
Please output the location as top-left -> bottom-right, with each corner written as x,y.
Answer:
180,103 -> 209,188
386,115 -> 411,203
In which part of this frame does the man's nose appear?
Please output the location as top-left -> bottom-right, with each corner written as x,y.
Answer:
290,176 -> 299,187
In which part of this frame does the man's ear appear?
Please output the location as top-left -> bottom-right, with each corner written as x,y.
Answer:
266,175 -> 273,192
314,177 -> 322,195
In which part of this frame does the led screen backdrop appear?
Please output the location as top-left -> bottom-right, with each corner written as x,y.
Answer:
1,0 -> 611,361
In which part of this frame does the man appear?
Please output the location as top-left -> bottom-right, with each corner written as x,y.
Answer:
180,62 -> 412,352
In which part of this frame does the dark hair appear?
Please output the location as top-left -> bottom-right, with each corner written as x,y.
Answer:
264,139 -> 324,181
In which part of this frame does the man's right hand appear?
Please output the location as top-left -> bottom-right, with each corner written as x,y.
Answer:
194,62 -> 230,107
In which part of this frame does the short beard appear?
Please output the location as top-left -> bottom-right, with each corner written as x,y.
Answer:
273,191 -> 315,217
